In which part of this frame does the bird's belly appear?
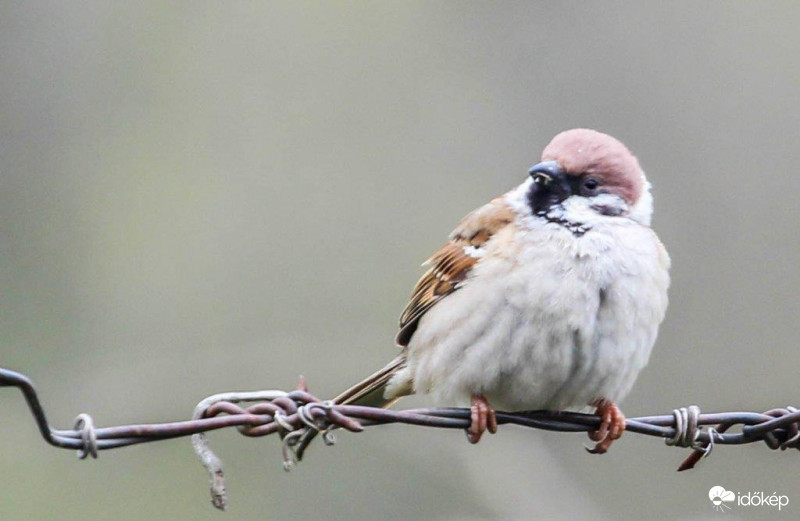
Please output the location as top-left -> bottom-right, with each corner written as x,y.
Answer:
405,229 -> 667,412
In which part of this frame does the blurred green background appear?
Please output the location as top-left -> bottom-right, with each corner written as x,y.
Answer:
2,2 -> 799,520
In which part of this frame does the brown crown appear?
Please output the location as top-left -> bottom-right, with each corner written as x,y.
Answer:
541,128 -> 645,205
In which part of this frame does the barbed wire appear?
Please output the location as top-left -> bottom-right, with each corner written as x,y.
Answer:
2,366 -> 798,511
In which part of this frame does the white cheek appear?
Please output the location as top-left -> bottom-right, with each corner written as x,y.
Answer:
590,192 -> 629,215
560,194 -> 626,222
591,192 -> 625,207
628,179 -> 654,226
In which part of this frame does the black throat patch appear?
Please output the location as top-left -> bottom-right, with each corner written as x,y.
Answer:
536,209 -> 591,237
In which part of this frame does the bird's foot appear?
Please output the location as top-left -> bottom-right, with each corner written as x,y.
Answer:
466,394 -> 498,444
586,398 -> 625,454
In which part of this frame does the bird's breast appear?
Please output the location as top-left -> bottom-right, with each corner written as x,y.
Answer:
406,219 -> 669,411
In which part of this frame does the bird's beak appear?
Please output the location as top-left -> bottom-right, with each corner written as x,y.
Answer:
528,160 -> 570,202
528,160 -> 564,185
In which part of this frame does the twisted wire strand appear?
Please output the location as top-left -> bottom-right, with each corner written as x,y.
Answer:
2,367 -> 798,511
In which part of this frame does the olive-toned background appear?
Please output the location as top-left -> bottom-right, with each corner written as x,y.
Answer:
2,3 -> 799,520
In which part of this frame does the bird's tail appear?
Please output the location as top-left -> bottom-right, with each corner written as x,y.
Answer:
294,354 -> 408,460
333,354 -> 408,408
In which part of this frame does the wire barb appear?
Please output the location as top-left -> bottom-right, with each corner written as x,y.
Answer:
2,366 -> 799,510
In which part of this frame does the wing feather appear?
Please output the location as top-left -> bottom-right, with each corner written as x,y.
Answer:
395,197 -> 515,346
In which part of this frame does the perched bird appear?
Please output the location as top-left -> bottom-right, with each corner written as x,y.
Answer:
333,129 -> 670,453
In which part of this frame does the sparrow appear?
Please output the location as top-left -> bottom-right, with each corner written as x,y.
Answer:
331,128 -> 670,453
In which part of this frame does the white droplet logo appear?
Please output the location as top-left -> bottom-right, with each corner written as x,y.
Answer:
709,486 -> 735,512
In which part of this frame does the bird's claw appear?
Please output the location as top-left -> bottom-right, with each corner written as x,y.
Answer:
586,398 -> 625,454
466,394 -> 497,444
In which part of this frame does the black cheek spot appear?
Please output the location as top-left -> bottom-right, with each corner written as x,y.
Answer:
590,203 -> 624,217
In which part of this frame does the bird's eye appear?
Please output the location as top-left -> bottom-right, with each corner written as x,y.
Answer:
583,178 -> 599,191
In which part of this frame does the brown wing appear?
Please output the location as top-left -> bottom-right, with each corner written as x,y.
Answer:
395,197 -> 515,346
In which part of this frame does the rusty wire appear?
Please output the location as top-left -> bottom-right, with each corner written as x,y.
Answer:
2,367 -> 799,511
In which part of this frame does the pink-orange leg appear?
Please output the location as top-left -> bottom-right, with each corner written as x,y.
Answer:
586,398 -> 625,454
466,394 -> 498,444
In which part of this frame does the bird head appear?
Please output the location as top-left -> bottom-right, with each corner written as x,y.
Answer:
526,129 -> 652,225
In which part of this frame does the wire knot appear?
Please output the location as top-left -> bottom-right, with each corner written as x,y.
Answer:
298,400 -> 337,445
73,413 -> 98,460
272,410 -> 295,432
665,405 -> 703,449
760,406 -> 800,450
781,406 -> 800,449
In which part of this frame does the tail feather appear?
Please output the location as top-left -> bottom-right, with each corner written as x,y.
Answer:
333,354 -> 407,407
